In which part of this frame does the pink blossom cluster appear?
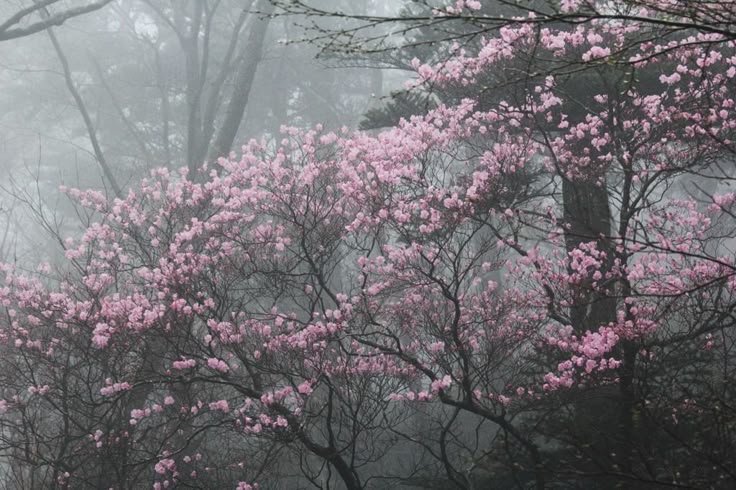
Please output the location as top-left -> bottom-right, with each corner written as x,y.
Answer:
0,4 -> 735,486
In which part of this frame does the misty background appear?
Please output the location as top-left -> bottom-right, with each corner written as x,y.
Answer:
0,0 -> 404,267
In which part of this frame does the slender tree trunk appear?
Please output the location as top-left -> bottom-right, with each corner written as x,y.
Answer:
46,27 -> 123,199
183,1 -> 205,173
154,46 -> 172,168
208,0 -> 273,162
198,2 -> 252,158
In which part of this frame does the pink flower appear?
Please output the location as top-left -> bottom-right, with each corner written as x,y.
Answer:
582,46 -> 611,62
208,399 -> 229,412
560,0 -> 582,12
154,458 -> 176,475
100,381 -> 132,396
207,358 -> 229,373
297,381 -> 313,395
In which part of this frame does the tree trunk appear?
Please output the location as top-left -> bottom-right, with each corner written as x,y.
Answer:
563,178 -> 636,485
46,26 -> 123,199
208,0 -> 273,162
562,179 -> 615,332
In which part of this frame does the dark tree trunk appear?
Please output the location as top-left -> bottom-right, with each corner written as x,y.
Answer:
563,178 -> 638,484
562,178 -> 616,332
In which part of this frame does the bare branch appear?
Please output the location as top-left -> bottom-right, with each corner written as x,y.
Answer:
0,0 -> 113,42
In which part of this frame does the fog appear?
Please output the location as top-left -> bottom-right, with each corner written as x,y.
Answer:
0,0 -> 399,265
